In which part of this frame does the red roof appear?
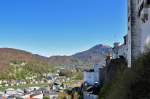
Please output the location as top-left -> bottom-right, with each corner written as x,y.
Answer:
2,96 -> 6,99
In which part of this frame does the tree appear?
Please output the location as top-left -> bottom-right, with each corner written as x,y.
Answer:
43,96 -> 50,99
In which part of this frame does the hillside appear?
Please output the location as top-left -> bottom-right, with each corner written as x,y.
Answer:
0,48 -> 53,79
47,44 -> 112,67
48,56 -> 84,67
0,48 -> 48,71
72,44 -> 112,65
0,44 -> 112,71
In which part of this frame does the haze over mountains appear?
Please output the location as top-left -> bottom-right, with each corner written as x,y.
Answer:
0,44 -> 112,71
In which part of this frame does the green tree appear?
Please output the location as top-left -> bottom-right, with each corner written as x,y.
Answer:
43,96 -> 50,99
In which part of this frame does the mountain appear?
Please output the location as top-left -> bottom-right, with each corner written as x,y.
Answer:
47,44 -> 112,67
72,44 -> 112,65
0,44 -> 112,71
48,56 -> 84,67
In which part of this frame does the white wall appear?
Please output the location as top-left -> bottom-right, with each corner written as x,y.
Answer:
84,92 -> 98,99
118,45 -> 128,59
84,71 -> 96,85
32,94 -> 43,99
84,65 -> 101,85
141,8 -> 150,52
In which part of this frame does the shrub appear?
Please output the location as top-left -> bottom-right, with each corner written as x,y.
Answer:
99,52 -> 150,99
43,96 -> 50,99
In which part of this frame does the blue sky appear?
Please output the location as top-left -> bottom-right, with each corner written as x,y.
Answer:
0,0 -> 127,56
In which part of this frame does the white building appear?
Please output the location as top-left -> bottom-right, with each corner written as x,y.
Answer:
83,92 -> 98,99
113,0 -> 150,67
31,94 -> 43,99
84,64 -> 103,85
112,35 -> 128,60
137,0 -> 150,53
128,0 -> 150,67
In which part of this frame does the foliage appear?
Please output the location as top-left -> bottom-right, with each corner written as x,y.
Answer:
58,92 -> 72,99
0,48 -> 56,80
73,71 -> 83,80
0,60 -> 55,80
99,52 -> 150,99
43,96 -> 50,99
59,69 -> 73,77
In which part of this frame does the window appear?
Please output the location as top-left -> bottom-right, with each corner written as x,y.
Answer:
141,14 -> 148,23
138,2 -> 144,16
147,0 -> 150,4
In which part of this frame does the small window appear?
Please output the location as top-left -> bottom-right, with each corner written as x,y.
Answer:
141,14 -> 148,23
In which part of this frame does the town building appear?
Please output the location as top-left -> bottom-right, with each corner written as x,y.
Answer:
84,64 -> 103,85
83,92 -> 98,99
83,64 -> 104,99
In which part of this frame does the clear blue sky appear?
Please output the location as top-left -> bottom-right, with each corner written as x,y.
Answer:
0,0 -> 127,56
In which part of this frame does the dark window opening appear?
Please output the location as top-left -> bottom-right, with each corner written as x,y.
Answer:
138,1 -> 144,17
147,0 -> 150,5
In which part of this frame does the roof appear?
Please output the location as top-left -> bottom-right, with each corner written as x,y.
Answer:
84,69 -> 94,72
1,96 -> 6,99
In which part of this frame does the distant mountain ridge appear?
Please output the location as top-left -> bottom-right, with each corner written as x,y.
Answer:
48,56 -> 83,67
72,44 -> 112,65
47,44 -> 112,67
0,44 -> 112,71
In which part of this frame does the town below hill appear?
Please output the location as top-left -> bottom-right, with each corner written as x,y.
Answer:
0,44 -> 112,78
0,44 -> 111,99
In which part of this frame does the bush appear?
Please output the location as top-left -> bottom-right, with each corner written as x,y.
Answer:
43,96 -> 50,99
99,52 -> 150,99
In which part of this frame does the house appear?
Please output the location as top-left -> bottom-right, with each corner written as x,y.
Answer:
19,94 -> 31,99
83,64 -> 104,99
30,93 -> 43,99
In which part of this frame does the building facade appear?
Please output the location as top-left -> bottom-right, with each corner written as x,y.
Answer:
112,35 -> 128,60
84,64 -> 103,85
128,0 -> 150,67
83,64 -> 103,99
83,92 -> 98,99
